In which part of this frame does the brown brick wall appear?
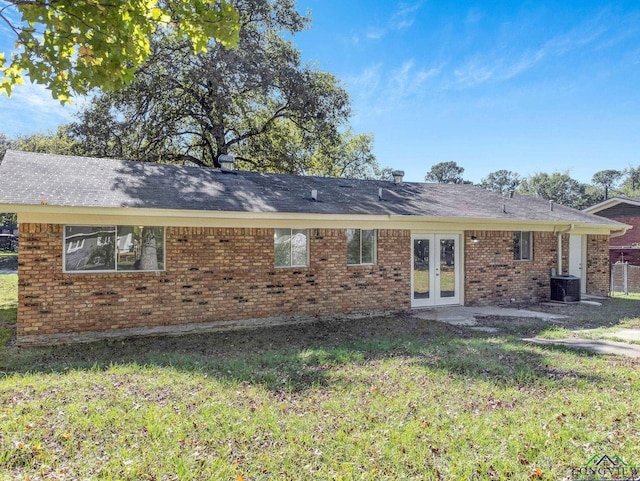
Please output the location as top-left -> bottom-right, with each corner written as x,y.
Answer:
16,224 -> 612,344
586,234 -> 610,296
464,231 -> 557,306
609,216 -> 640,247
17,224 -> 411,345
463,231 -> 610,305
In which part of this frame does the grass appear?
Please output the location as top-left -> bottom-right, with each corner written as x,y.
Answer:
611,292 -> 640,300
2,295 -> 640,479
413,270 -> 455,296
0,273 -> 17,325
535,295 -> 640,345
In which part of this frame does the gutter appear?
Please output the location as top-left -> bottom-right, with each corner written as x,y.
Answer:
554,224 -> 574,275
610,226 -> 630,238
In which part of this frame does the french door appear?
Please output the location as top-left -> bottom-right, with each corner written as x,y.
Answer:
411,234 -> 460,307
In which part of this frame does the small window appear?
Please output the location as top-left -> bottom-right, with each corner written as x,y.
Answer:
64,225 -> 165,273
274,228 -> 308,267
513,231 -> 533,261
347,229 -> 376,265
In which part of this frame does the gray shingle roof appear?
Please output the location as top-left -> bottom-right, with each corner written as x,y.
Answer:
0,150 -> 624,228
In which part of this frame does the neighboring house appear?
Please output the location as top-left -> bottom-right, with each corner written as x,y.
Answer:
584,197 -> 639,264
0,150 -> 628,346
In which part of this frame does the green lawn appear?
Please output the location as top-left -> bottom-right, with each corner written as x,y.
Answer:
611,292 -> 640,300
0,273 -> 17,324
1,292 -> 640,479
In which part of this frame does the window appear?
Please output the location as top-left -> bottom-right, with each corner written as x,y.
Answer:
64,225 -> 165,272
346,229 -> 376,265
513,231 -> 533,261
274,228 -> 308,267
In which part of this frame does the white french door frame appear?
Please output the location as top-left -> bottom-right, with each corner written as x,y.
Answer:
411,233 -> 462,308
569,234 -> 587,294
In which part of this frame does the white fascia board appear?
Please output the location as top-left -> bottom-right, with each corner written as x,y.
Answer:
8,204 -> 621,235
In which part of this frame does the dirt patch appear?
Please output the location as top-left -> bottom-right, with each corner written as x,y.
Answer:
2,297 -> 639,369
468,298 -> 640,337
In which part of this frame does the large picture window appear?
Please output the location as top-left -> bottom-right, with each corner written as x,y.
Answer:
347,229 -> 376,265
513,231 -> 533,261
64,225 -> 165,272
274,228 -> 308,267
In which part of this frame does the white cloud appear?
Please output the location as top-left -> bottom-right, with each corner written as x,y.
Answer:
347,59 -> 441,119
391,59 -> 440,97
465,8 -> 483,24
363,1 -> 422,40
391,2 -> 422,31
365,29 -> 385,40
0,82 -> 80,136
449,11 -> 614,89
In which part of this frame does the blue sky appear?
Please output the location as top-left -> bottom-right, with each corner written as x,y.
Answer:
1,1 -> 640,184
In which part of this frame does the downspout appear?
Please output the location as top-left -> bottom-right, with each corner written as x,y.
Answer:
554,224 -> 574,275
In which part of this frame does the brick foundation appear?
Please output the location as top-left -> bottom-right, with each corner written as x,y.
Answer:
17,225 -> 410,345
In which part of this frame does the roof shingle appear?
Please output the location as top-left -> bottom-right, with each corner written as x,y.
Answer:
0,150 -> 624,227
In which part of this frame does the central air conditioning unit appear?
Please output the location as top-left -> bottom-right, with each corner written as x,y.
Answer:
550,275 -> 581,303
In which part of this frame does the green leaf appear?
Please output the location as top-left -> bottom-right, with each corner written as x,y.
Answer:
0,0 -> 240,101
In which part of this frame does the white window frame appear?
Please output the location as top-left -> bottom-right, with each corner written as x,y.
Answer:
513,231 -> 533,261
63,225 -> 166,274
346,229 -> 377,266
274,228 -> 309,268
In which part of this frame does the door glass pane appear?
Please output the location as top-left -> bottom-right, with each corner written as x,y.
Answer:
439,239 -> 455,298
413,239 -> 430,299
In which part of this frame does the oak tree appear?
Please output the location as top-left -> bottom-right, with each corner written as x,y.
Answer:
70,0 -> 375,176
518,171 -> 597,209
0,0 -> 239,101
480,169 -> 522,194
424,161 -> 469,184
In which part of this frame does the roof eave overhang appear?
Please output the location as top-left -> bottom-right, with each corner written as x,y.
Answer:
584,197 -> 640,214
3,204 -> 623,235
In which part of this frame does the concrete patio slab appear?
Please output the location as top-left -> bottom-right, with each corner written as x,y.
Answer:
412,306 -> 566,326
600,329 -> 640,342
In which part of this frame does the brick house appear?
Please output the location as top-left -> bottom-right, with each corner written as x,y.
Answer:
0,150 -> 628,346
584,197 -> 639,264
